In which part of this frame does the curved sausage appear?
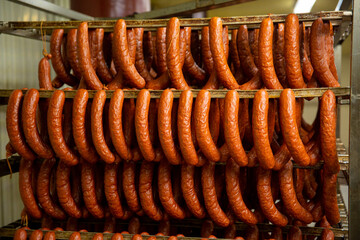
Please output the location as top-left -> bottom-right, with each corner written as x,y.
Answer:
259,17 -> 283,89
91,90 -> 115,163
237,25 -> 258,78
94,28 -> 113,83
22,89 -> 54,159
134,28 -> 153,83
223,90 -> 248,166
322,172 -> 340,225
50,29 -> 78,86
66,29 -> 82,80
113,20 -> 146,89
257,167 -> 288,226
226,158 -> 258,224
155,27 -> 167,74
139,161 -> 163,221
320,90 -> 339,174
37,158 -> 67,220
279,89 -> 310,166
209,17 -> 240,89
19,158 -> 42,219
158,158 -> 186,219
201,26 -> 214,74
300,23 -> 314,82
77,22 -> 103,90
81,161 -> 105,218
202,161 -> 230,227
310,18 -> 340,87
324,22 -> 338,81
48,90 -> 79,166
279,161 -> 313,223
158,89 -> 182,165
285,14 -> 307,88
104,162 -> 124,218
288,226 -> 302,240
6,90 -> 36,161
195,90 -> 220,162
273,23 -> 287,88
123,160 -> 142,213
166,17 -> 190,90
244,225 -> 259,240
249,29 -> 260,68
39,57 -> 54,90
321,228 -> 334,240
73,89 -> 99,163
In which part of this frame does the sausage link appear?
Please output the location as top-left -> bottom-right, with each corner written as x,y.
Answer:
128,216 -> 140,234
66,29 -> 82,80
244,225 -> 259,240
73,89 -> 99,163
310,18 -> 340,87
181,163 -> 206,218
300,23 -> 314,81
37,158 -> 66,219
320,90 -> 339,174
50,29 -> 78,86
195,90 -> 220,162
104,162 -> 124,218
226,158 -> 258,224
96,28 -> 113,83
279,89 -> 310,166
6,90 -> 36,160
39,57 -> 54,90
88,29 -> 100,70
22,89 -> 54,159
91,90 -> 115,163
209,17 -> 240,89
158,159 -> 186,219
29,230 -> 43,240
273,23 -> 287,88
259,17 -> 283,89
123,161 -> 142,213
166,17 -> 190,90
156,27 -> 167,74
321,228 -> 334,240
139,161 -> 163,221
93,233 -> 103,240
285,14 -> 307,88
158,89 -> 182,165
69,232 -> 81,240
288,226 -> 302,240
322,172 -> 340,225
279,161 -> 313,223
81,161 -> 105,218
14,228 -> 27,240
202,161 -> 230,227
77,22 -> 103,90
111,233 -> 124,240
134,28 -> 153,83
237,25 -> 258,78
324,22 -> 338,81
201,26 -> 214,74
19,158 -> 42,219
257,167 -> 288,226
224,90 -> 248,166
43,231 -> 56,240
48,90 -> 79,166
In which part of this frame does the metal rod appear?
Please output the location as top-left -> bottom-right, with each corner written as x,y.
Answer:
7,0 -> 94,20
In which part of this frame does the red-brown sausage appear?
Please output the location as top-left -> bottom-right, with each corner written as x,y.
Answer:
322,172 -> 340,225
14,228 -> 27,240
134,28 -> 153,83
320,228 -> 334,240
324,22 -> 338,81
95,28 -> 113,83
123,160 -> 142,214
237,25 -> 258,78
287,226 -> 302,240
66,29 -> 82,80
104,162 -> 124,218
273,23 -> 287,87
39,57 -> 54,90
29,230 -> 43,240
201,26 -> 214,74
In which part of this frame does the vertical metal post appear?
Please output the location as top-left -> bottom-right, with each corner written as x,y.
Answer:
349,0 -> 360,238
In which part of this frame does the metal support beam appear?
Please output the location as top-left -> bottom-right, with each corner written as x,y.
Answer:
349,0 -> 360,239
7,0 -> 94,20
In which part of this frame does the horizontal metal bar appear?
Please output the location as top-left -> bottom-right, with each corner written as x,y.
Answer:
0,11 -> 351,31
0,87 -> 350,102
7,0 -> 94,20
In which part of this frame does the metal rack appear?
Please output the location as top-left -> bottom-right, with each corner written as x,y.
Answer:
0,7 -> 355,240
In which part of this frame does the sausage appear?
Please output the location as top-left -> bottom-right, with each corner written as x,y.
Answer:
66,29 -> 82,80
6,90 -> 36,161
322,172 -> 340,225
320,90 -> 339,174
244,225 -> 259,240
93,29 -> 113,83
39,57 -> 54,90
14,228 -> 27,240
22,89 -> 54,159
201,26 -> 214,74
139,161 -> 163,221
111,233 -> 124,240
91,90 -> 115,163
310,18 -> 340,87
178,90 -> 198,165
200,219 -> 214,238
37,158 -> 67,220
52,76 -> 65,88
104,162 -> 124,218
29,230 -> 43,240
128,216 -> 141,234
287,226 -> 302,240
249,29 -> 260,68
183,27 -> 206,85
81,161 -> 105,218
69,232 -> 81,240
324,22 -> 338,81
158,158 -> 186,219
279,89 -> 310,166
72,89 -> 99,163
77,22 -> 103,90
284,14 -> 307,88
158,89 -> 182,165
158,219 -> 171,236
230,29 -> 246,84
123,160 -> 142,213
320,228 -> 334,240
300,23 -> 314,81
209,17 -> 240,89
43,231 -> 56,240
113,20 -> 145,89
166,17 -> 190,90
88,29 -> 100,70
279,161 -> 313,223
202,161 -> 230,227
237,25 -> 258,78
50,29 -> 78,86
195,90 -> 220,162
48,90 -> 79,166
19,158 -> 42,219
93,233 -> 103,240
155,27 -> 168,74
273,23 -> 287,88
257,167 -> 288,226
134,28 -> 153,83
132,234 -> 142,240
56,160 -> 82,218
226,158 -> 258,224
223,90 -> 248,166
259,17 -> 283,89
109,89 -> 132,160
252,89 -> 276,169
